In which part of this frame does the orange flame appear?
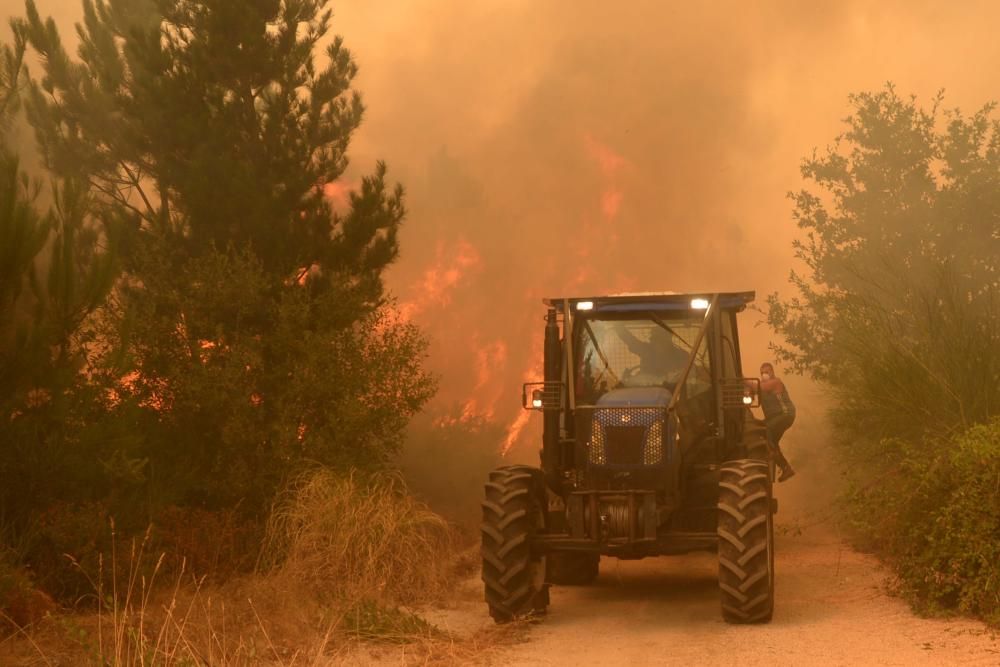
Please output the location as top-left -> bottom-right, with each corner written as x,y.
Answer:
462,339 -> 508,419
398,238 -> 482,320
502,408 -> 533,455
393,134 -> 633,458
501,332 -> 544,455
499,134 -> 631,455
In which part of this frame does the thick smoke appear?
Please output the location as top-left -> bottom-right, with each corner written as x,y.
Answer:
9,0 -> 1000,464
335,0 -> 1000,459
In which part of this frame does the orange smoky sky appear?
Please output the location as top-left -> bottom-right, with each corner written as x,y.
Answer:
332,0 -> 1000,456
9,0 -> 1000,456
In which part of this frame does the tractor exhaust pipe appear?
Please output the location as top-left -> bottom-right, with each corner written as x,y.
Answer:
542,307 -> 561,482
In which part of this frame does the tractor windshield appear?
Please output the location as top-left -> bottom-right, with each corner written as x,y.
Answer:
577,314 -> 710,403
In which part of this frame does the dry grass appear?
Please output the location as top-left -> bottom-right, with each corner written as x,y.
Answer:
0,468 -> 503,666
1,589 -> 518,666
259,468 -> 456,607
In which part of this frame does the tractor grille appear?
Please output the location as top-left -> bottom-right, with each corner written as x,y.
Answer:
588,408 -> 665,466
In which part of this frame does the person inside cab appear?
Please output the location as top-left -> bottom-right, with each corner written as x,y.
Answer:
616,324 -> 689,385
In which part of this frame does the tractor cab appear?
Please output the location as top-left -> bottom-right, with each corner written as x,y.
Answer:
525,292 -> 763,484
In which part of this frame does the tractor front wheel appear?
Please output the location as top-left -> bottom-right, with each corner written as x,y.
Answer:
481,466 -> 549,623
717,459 -> 775,623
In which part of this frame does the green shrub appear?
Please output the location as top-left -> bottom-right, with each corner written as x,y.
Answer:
342,599 -> 444,643
847,419 -> 1000,622
26,502 -> 112,603
0,546 -> 53,628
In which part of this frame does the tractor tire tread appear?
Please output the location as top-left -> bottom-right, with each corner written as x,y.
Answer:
718,458 -> 775,624
481,466 -> 548,623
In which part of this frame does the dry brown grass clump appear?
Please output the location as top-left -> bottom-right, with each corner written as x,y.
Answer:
0,527 -> 283,666
259,468 -> 456,607
0,469 -> 487,665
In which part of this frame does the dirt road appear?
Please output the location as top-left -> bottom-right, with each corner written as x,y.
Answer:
413,490 -> 1000,666
494,532 -> 998,666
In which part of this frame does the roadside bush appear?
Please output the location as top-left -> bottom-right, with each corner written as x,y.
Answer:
768,87 -> 1000,445
0,547 -> 55,629
846,419 -> 1000,623
20,502 -> 260,609
768,86 -> 1000,624
26,502 -> 112,604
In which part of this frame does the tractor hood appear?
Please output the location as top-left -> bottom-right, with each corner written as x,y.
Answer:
596,386 -> 672,408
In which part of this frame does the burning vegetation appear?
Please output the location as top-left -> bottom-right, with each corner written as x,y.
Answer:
1,0 -> 1000,663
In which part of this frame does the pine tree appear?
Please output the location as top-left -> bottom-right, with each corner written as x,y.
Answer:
0,24 -> 119,518
19,0 -> 434,512
23,0 -> 402,295
0,26 -> 42,319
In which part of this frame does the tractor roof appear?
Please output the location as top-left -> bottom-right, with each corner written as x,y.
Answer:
543,291 -> 755,313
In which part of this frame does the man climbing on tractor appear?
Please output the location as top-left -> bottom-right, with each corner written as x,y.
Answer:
759,362 -> 796,481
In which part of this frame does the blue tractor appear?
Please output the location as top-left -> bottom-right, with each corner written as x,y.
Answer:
481,292 -> 776,624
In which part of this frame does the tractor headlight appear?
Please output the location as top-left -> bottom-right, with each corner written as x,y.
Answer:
531,389 -> 544,409
690,298 -> 709,310
576,301 -> 594,311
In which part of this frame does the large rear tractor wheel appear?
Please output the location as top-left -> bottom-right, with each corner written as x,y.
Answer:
717,459 -> 774,624
546,552 -> 600,585
481,466 -> 549,623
